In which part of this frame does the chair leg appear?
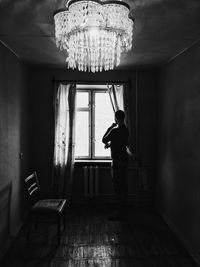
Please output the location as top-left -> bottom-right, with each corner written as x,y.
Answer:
27,214 -> 31,243
63,209 -> 66,231
57,215 -> 61,245
34,214 -> 38,230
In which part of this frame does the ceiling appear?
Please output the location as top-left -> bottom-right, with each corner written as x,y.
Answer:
0,0 -> 200,69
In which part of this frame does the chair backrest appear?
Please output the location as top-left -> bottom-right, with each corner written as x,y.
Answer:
24,172 -> 40,205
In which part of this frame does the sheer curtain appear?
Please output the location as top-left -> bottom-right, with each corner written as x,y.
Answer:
107,83 -> 135,159
52,83 -> 76,198
107,84 -> 124,112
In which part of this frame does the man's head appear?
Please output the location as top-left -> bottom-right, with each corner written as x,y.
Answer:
115,110 -> 125,124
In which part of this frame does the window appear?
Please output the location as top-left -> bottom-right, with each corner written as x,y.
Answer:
75,85 -> 113,159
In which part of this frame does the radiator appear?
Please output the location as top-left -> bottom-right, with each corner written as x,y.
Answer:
83,166 -> 99,198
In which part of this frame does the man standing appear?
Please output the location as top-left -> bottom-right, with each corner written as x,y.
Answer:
102,110 -> 129,219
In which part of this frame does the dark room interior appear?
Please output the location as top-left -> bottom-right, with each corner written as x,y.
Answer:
0,0 -> 200,266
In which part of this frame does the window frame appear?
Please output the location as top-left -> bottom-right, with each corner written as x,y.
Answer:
75,87 -> 112,160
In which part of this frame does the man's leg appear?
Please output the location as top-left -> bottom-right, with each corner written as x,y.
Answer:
118,164 -> 128,215
111,162 -> 128,219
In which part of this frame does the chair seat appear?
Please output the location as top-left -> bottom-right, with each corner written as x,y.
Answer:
32,199 -> 66,214
25,172 -> 68,244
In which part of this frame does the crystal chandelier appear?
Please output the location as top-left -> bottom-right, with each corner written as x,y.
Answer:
54,0 -> 134,72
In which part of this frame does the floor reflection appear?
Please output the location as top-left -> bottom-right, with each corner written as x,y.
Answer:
1,204 -> 198,267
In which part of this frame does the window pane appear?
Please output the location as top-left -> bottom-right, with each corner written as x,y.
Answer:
94,92 -> 113,157
77,92 -> 89,108
75,111 -> 89,157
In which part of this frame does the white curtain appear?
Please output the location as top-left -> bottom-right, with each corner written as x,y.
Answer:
52,83 -> 76,198
107,84 -> 124,112
54,84 -> 70,166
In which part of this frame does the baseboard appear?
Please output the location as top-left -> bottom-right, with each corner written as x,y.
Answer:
0,235 -> 15,262
0,220 -> 24,262
158,210 -> 200,266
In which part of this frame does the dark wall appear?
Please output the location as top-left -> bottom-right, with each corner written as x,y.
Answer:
157,41 -> 200,262
0,43 -> 30,247
28,67 -> 158,200
137,70 -> 158,166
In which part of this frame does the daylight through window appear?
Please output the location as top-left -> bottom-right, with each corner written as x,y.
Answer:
75,85 -> 113,159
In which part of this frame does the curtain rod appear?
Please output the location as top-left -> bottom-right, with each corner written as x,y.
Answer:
52,78 -> 130,84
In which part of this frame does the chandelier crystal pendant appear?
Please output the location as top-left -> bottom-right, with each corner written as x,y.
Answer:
54,0 -> 134,72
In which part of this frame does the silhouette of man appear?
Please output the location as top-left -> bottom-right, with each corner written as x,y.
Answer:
102,110 -> 129,218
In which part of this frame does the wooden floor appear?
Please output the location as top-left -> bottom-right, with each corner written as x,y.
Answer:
1,204 -> 197,267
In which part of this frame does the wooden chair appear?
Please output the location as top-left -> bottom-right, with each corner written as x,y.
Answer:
24,171 -> 67,245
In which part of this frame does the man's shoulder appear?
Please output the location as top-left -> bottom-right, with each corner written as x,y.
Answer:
112,125 -> 128,134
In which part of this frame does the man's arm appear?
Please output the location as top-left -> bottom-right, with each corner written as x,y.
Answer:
102,123 -> 116,144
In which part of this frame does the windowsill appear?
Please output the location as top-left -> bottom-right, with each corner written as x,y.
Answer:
75,159 -> 112,165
